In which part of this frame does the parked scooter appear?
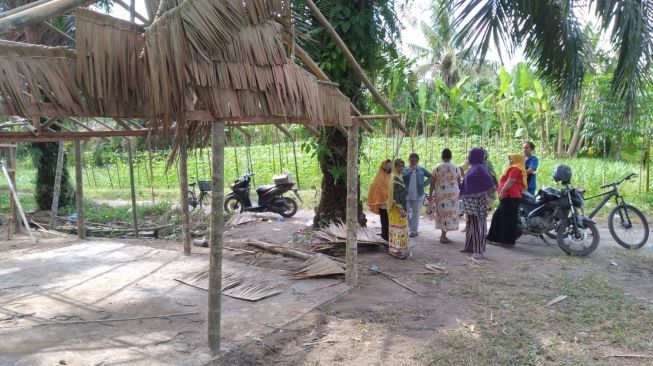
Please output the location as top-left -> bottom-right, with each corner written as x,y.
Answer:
224,173 -> 302,217
516,164 -> 600,256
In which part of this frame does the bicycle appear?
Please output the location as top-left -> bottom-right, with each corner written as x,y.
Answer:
578,173 -> 649,249
188,178 -> 211,210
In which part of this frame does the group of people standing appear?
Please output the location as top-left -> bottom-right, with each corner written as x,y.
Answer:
367,142 -> 539,260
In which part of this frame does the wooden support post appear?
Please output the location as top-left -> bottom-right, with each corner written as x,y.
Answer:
296,2 -> 405,133
179,132 -> 191,255
208,120 -> 225,356
1,162 -> 35,244
127,139 -> 139,238
345,123 -> 359,285
74,139 -> 85,238
49,141 -> 65,229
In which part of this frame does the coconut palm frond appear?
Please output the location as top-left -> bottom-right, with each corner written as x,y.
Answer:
593,0 -> 653,99
453,0 -> 587,111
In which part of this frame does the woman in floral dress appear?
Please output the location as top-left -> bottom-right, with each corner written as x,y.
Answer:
430,148 -> 462,243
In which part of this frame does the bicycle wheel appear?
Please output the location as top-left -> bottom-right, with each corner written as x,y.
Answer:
187,192 -> 197,209
608,204 -> 649,249
556,218 -> 600,256
198,192 -> 211,208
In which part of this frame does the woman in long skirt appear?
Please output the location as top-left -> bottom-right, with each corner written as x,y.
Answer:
368,159 -> 392,241
486,153 -> 528,246
460,148 -> 496,259
388,159 -> 409,259
430,148 -> 461,243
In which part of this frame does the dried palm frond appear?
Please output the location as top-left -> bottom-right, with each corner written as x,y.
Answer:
0,40 -> 81,117
75,8 -> 150,117
314,221 -> 384,244
175,270 -> 240,291
290,254 -> 344,278
222,279 -> 285,301
226,212 -> 258,227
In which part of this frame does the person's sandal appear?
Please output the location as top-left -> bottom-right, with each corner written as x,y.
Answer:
440,238 -> 452,244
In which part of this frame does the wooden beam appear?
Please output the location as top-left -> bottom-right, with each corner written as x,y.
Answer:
0,130 -> 149,142
40,116 -> 59,130
0,0 -> 89,34
345,123 -> 359,285
0,0 -> 51,18
275,125 -> 292,139
353,114 -> 399,120
208,120 -> 225,356
113,118 -> 133,130
301,124 -> 320,136
303,0 -> 406,133
90,118 -> 117,131
73,139 -> 85,238
235,126 -> 252,140
43,21 -> 74,43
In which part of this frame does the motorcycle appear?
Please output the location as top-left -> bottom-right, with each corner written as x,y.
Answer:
223,172 -> 302,218
516,164 -> 600,256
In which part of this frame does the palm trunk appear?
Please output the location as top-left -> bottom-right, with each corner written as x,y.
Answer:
556,113 -> 567,158
566,103 -> 586,157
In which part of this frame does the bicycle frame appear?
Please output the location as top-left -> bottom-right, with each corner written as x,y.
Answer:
583,186 -> 625,219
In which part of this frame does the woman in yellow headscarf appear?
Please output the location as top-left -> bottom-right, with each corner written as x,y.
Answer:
387,159 -> 409,259
486,153 -> 527,247
368,159 -> 392,241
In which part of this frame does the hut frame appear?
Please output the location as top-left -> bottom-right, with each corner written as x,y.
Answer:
0,0 -> 405,356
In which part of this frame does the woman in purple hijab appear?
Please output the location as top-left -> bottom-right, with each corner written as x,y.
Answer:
459,148 -> 496,259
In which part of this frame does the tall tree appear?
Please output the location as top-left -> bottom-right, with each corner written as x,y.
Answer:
453,0 -> 653,118
297,0 -> 402,227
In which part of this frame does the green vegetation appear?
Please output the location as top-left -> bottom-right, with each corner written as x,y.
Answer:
7,136 -> 651,222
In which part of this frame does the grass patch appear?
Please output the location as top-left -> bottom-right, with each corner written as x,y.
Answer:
415,270 -> 653,365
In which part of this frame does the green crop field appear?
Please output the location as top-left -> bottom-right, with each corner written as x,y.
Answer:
4,136 -> 652,220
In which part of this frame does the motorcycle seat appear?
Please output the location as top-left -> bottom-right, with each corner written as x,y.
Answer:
520,191 -> 538,205
256,185 -> 276,195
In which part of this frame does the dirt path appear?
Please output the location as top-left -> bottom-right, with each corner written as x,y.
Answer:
1,210 -> 651,365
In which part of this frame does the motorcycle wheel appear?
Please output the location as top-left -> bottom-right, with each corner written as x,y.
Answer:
556,218 -> 600,256
279,197 -> 298,218
224,196 -> 244,214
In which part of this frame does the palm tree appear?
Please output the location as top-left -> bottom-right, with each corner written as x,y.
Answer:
453,0 -> 653,114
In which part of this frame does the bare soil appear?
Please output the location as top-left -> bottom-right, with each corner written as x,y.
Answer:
1,209 -> 652,365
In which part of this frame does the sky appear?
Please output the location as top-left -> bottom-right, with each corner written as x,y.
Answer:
103,0 -> 607,74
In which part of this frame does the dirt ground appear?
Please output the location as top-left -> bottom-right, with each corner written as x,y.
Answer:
1,209 -> 652,365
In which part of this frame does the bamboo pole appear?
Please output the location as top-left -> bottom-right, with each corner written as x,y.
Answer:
8,144 -> 20,234
208,120 -> 225,356
0,0 -> 89,34
179,132 -> 191,256
74,139 -> 85,238
49,141 -> 65,229
1,162 -> 35,244
345,123 -> 359,285
127,140 -> 139,238
303,0 -> 404,133
0,0 -> 51,18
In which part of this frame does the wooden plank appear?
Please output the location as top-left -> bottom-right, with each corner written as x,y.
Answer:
275,125 -> 292,139
73,139 -> 85,238
208,120 -> 225,356
345,123 -> 359,285
1,162 -> 35,244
